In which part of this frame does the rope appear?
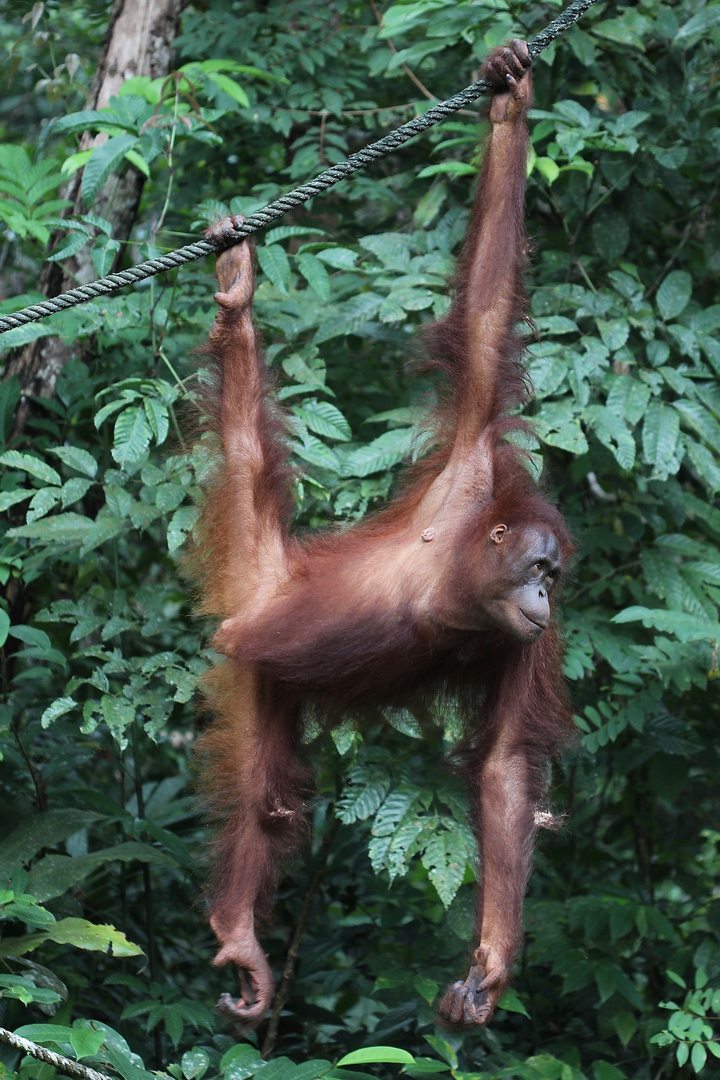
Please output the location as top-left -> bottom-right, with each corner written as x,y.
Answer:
0,1027 -> 114,1080
0,0 -> 598,337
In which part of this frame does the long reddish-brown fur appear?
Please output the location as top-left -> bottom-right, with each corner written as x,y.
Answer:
188,40 -> 576,1032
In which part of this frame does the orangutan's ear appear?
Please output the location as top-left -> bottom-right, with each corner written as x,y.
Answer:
490,524 -> 508,544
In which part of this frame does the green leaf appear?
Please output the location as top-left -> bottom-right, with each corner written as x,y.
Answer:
266,226 -> 327,244
0,373 -> 21,444
676,7 -> 720,40
0,450 -> 61,486
182,1049 -> 210,1079
54,110 -> 118,133
585,405 -> 635,470
261,1061 -> 330,1080
70,1028 -> 106,1061
642,400 -> 680,474
164,1004 -> 184,1047
674,399 -> 720,453
257,243 -> 291,294
606,375 -> 650,425
594,12 -> 649,50
387,38 -> 442,70
379,293 -> 409,322
95,397 -> 129,428
337,1049 -> 414,1067
7,512 -> 94,545
597,318 -> 630,352
113,406 -> 153,464
220,1043 -> 263,1077
293,399 -> 351,441
315,247 -> 358,270
27,843 -> 177,902
27,486 -> 62,523
421,826 -> 472,907
593,212 -> 630,264
413,180 -> 447,228
690,1043 -> 707,1073
282,351 -> 327,388
0,810 -> 103,881
292,434 -> 341,474
535,157 -> 560,184
297,252 -> 331,301
422,1037 -> 457,1069
62,477 -> 93,508
651,145 -> 688,170
0,976 -> 60,1007
498,987 -> 530,1017
389,287 -> 435,313
48,445 -> 98,477
416,161 -> 476,179
167,505 -> 198,553
612,606 -> 720,643
338,764 -> 390,822
657,270 -> 692,321
0,489 -> 33,511
81,134 -> 138,204
554,99 -> 595,128
144,398 -> 169,444
46,231 -> 91,263
535,315 -> 579,335
343,428 -> 416,477
60,149 -> 94,175
180,59 -> 289,84
14,1023 -> 75,1045
613,1010 -> 638,1047
314,293 -> 384,343
412,978 -> 440,1007
124,148 -> 150,178
205,72 -> 250,107
156,482 -> 186,512
41,696 -> 77,728
369,785 -> 424,879
0,917 -> 143,958
1,893 -> 56,928
79,514 -> 126,555
101,695 -> 135,745
592,1063 -> 624,1080
405,1058 -> 448,1077
359,233 -> 413,268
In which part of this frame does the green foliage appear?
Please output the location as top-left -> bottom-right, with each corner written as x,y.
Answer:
651,969 -> 720,1073
1,0 -> 720,1078
0,146 -> 69,244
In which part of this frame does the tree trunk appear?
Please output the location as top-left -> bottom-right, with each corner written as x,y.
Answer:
6,0 -> 185,435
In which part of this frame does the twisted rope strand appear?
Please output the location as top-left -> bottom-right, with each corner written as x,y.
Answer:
0,0 -> 598,336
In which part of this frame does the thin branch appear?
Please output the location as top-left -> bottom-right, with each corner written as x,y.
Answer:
131,717 -> 162,1068
261,815 -> 341,1056
0,1028 -> 112,1080
153,74 -> 181,238
10,716 -> 46,810
266,24 -> 345,69
569,559 -> 640,602
268,102 -> 416,117
319,110 -> 329,165
642,181 -> 718,301
369,0 -> 437,102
